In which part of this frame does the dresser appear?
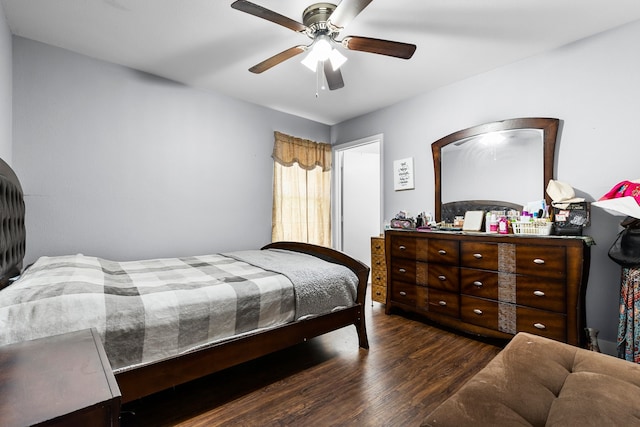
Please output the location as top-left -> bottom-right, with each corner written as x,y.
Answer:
370,236 -> 387,304
385,229 -> 591,346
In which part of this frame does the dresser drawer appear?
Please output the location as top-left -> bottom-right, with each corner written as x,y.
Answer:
390,258 -> 427,284
426,239 -> 459,265
390,259 -> 458,291
372,284 -> 387,304
460,241 -> 499,270
389,236 -> 429,261
390,281 -> 419,306
460,296 -> 499,330
389,236 -> 460,263
371,237 -> 385,255
460,268 -> 499,299
427,264 -> 460,292
371,264 -> 387,287
516,245 -> 566,279
428,289 -> 460,318
516,276 -> 566,313
371,253 -> 386,272
516,306 -> 566,342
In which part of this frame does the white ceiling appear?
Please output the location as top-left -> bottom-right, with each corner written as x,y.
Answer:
3,0 -> 640,125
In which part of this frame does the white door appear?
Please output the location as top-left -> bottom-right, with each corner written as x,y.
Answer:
335,136 -> 382,279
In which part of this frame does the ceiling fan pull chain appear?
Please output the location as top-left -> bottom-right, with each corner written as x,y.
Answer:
316,61 -> 324,98
315,61 -> 320,98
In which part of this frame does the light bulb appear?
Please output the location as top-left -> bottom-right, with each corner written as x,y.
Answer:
301,49 -> 319,71
313,35 -> 332,61
329,48 -> 347,70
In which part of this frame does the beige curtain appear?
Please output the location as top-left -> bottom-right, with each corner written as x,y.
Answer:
272,131 -> 332,247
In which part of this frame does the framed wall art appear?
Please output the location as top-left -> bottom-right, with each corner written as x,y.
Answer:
393,157 -> 415,191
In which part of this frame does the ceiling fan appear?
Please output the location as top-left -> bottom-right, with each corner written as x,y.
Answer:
230,0 -> 417,91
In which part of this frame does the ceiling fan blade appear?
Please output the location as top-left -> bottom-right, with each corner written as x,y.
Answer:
324,61 -> 345,91
231,0 -> 307,33
341,36 -> 416,59
249,46 -> 307,74
327,0 -> 373,29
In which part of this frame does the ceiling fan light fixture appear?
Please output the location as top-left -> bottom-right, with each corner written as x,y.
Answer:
312,35 -> 333,61
329,48 -> 347,71
301,35 -> 330,71
301,49 -> 319,71
302,34 -> 347,72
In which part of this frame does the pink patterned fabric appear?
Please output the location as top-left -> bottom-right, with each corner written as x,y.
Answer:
600,180 -> 640,204
618,267 -> 640,363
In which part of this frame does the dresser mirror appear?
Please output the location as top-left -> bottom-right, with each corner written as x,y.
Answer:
431,117 -> 560,222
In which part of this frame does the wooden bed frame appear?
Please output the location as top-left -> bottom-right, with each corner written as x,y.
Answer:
0,158 -> 370,403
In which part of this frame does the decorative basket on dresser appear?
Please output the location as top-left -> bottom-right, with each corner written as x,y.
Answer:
384,229 -> 592,346
370,236 -> 387,304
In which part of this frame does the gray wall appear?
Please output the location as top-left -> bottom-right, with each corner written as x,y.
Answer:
332,20 -> 640,348
0,6 -> 11,162
12,37 -> 330,264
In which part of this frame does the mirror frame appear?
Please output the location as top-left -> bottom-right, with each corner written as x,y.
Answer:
431,117 -> 560,222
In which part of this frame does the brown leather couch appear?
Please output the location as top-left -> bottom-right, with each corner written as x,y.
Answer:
422,332 -> 640,426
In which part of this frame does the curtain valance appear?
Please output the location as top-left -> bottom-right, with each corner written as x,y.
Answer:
273,131 -> 332,172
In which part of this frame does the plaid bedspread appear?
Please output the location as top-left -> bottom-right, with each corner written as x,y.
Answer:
0,250 -> 357,372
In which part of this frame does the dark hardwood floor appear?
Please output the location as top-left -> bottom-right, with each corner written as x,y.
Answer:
121,296 -> 505,427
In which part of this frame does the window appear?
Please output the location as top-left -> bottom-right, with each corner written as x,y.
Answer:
272,131 -> 332,247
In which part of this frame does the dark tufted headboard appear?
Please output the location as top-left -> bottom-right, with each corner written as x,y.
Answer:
0,157 -> 26,289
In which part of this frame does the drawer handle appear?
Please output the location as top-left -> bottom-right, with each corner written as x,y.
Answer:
376,276 -> 382,281
438,249 -> 447,255
533,290 -> 545,297
438,300 -> 447,306
473,253 -> 483,259
399,268 -> 407,273
473,309 -> 483,315
473,281 -> 483,287
399,245 -> 406,251
376,290 -> 382,296
375,245 -> 381,250
533,323 -> 547,330
399,291 -> 407,296
376,261 -> 382,266
438,275 -> 447,281
533,258 -> 545,265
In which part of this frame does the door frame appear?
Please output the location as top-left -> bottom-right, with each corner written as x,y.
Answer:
332,134 -> 384,251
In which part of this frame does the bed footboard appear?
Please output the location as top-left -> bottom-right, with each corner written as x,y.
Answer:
262,241 -> 370,349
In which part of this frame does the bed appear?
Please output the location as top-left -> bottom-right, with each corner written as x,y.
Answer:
0,157 -> 369,404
